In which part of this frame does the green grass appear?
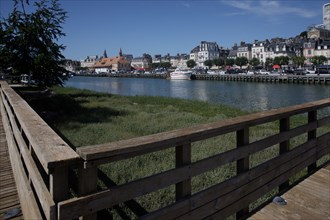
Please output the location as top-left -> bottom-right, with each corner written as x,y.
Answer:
17,86 -> 329,219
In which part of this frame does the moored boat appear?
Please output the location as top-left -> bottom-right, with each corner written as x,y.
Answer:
170,68 -> 192,80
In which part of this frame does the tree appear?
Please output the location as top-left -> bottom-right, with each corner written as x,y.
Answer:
265,58 -> 274,70
213,58 -> 224,67
249,58 -> 260,69
204,60 -> 213,69
0,0 -> 68,87
274,56 -> 289,66
225,58 -> 235,66
186,59 -> 196,68
161,62 -> 171,69
235,57 -> 248,69
291,56 -> 305,68
311,55 -> 327,66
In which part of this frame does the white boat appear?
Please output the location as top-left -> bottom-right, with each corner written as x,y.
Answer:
170,68 -> 192,80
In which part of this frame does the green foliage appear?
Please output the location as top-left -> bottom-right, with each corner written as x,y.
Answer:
213,58 -> 225,67
186,59 -> 196,68
274,56 -> 289,66
203,59 -> 213,69
225,58 -> 235,66
291,56 -> 306,68
235,56 -> 248,67
0,0 -> 68,87
151,62 -> 171,69
249,57 -> 260,68
311,55 -> 327,66
265,58 -> 273,69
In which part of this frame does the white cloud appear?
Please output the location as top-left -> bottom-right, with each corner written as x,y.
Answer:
221,0 -> 317,18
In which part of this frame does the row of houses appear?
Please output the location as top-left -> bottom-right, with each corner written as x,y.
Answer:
66,26 -> 330,73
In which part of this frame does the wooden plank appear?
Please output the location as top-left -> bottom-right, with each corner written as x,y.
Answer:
176,145 -> 316,220
3,94 -> 56,219
82,120 -> 316,168
236,128 -> 249,218
140,139 -> 318,220
205,155 -> 317,220
279,117 -> 290,192
249,166 -> 330,220
0,94 -> 22,220
308,110 -> 317,172
175,143 -> 191,201
1,99 -> 42,220
75,166 -> 98,220
59,137 -> 318,220
1,82 -> 80,174
77,98 -> 330,162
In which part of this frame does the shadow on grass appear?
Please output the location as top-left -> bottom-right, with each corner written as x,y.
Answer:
24,93 -> 127,124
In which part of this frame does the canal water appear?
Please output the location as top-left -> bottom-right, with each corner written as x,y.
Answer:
65,76 -> 329,112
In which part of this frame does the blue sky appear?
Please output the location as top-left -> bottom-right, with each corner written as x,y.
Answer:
0,0 -> 329,60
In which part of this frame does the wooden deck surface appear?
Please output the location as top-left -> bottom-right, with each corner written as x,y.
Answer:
0,110 -> 22,220
249,164 -> 330,220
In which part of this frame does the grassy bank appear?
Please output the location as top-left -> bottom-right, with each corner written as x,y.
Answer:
18,86 -> 329,219
25,86 -> 246,147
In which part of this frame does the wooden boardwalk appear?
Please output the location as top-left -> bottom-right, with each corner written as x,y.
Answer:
0,110 -> 22,220
249,164 -> 330,220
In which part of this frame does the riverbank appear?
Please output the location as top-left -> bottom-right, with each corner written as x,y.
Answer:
76,73 -> 330,84
21,86 -> 246,147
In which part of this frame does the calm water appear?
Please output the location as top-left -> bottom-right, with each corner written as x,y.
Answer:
65,76 -> 330,112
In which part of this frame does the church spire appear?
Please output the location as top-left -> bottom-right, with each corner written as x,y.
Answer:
103,50 -> 108,58
119,48 -> 123,57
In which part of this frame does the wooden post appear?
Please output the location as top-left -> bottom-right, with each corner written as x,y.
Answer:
279,117 -> 290,192
50,166 -> 69,204
236,128 -> 249,219
78,165 -> 98,220
175,143 -> 191,201
308,110 -> 317,173
50,166 -> 69,220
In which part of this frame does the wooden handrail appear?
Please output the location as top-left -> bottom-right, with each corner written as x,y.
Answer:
0,81 -> 80,219
0,81 -> 80,173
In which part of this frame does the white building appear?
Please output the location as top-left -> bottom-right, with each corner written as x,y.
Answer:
315,41 -> 330,65
324,3 -> 330,30
252,41 -> 267,64
80,55 -> 100,68
190,41 -> 222,67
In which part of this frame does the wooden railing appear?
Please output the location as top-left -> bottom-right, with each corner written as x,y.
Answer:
58,97 -> 330,219
0,81 -> 80,219
1,80 -> 329,220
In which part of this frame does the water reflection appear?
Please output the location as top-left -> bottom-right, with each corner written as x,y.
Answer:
65,76 -> 329,112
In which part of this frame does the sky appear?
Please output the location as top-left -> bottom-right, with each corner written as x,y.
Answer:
0,0 -> 329,60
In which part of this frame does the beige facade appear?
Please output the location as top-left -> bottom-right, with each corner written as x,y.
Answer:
93,56 -> 131,73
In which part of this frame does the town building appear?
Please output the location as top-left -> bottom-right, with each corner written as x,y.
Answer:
80,55 -> 100,68
190,41 -> 223,67
65,60 -> 80,73
237,42 -> 252,60
314,41 -> 330,65
308,27 -> 330,40
93,49 -> 131,74
131,53 -> 152,71
324,3 -> 330,30
303,40 -> 317,65
252,40 -> 268,64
